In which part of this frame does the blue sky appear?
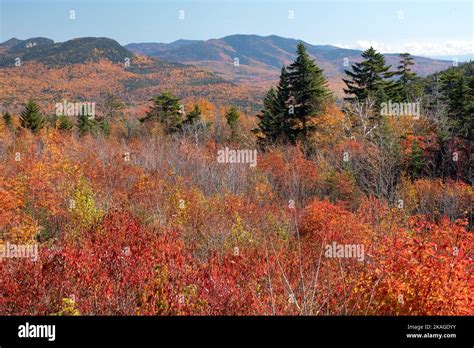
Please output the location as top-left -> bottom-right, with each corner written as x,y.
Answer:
1,0 -> 472,58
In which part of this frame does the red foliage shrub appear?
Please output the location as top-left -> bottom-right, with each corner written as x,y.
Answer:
259,146 -> 319,204
353,217 -> 473,315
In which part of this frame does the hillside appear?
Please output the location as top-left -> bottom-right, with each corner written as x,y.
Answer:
0,37 -> 264,112
0,37 -> 132,67
126,34 -> 453,89
0,35 -> 454,111
0,34 -> 462,113
420,60 -> 474,89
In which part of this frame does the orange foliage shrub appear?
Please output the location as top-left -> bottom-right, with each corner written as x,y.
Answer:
0,108 -> 472,317
354,217 -> 473,315
259,146 -> 319,205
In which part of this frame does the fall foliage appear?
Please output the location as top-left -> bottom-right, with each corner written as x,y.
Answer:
0,43 -> 472,317
0,102 -> 472,315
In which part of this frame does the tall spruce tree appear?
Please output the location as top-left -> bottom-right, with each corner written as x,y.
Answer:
19,100 -> 45,133
255,43 -> 331,145
255,87 -> 281,145
286,43 -> 331,142
255,67 -> 292,145
343,47 -> 396,106
275,66 -> 291,116
439,68 -> 472,139
395,53 -> 417,101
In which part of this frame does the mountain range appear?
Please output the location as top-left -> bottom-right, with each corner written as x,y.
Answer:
125,34 -> 453,87
0,36 -> 265,113
0,35 -> 455,112
0,37 -> 133,66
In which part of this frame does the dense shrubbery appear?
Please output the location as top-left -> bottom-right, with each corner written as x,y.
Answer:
0,114 -> 472,315
0,49 -> 472,316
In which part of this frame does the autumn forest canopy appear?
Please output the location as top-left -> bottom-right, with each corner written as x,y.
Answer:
0,32 -> 473,317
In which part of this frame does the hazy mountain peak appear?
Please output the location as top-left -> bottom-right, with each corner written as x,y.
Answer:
0,36 -> 133,67
0,37 -> 23,47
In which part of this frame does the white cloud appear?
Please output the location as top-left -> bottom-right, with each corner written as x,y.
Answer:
334,40 -> 474,57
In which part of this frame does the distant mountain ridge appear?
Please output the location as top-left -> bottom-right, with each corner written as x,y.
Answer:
0,37 -> 133,67
0,35 -> 453,82
0,35 -> 455,109
126,34 -> 453,86
125,39 -> 201,56
0,36 -> 264,113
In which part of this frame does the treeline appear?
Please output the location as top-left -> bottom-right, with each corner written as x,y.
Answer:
253,45 -> 472,185
255,45 -> 472,145
2,93 -> 126,136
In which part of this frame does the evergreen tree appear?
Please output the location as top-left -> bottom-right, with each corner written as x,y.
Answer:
439,68 -> 472,139
77,113 -> 95,136
254,87 -> 282,145
255,67 -> 293,145
343,47 -> 396,106
2,111 -> 13,129
395,53 -> 417,101
275,66 -> 292,119
286,43 -> 331,142
19,99 -> 45,133
140,92 -> 183,133
225,106 -> 240,140
255,44 -> 331,145
58,115 -> 74,131
407,138 -> 424,179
